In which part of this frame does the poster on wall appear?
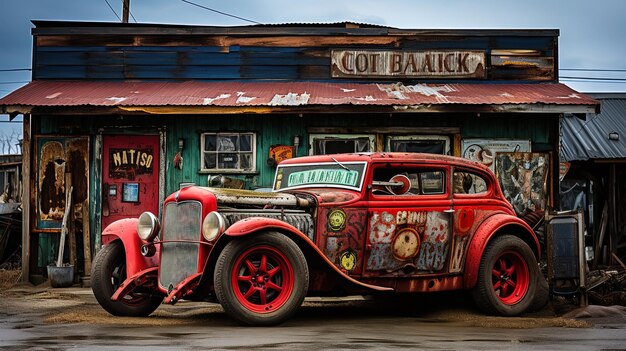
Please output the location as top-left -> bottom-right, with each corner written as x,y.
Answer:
495,152 -> 549,216
36,136 -> 89,230
461,139 -> 531,173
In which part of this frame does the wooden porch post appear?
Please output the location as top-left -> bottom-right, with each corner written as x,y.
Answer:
21,114 -> 31,282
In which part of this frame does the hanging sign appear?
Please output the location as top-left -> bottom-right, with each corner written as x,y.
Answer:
331,50 -> 485,78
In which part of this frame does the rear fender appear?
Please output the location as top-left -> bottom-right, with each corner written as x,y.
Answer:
463,214 -> 539,289
101,218 -> 159,277
221,217 -> 392,292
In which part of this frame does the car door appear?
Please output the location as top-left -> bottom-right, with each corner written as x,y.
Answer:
448,167 -> 494,273
364,163 -> 453,277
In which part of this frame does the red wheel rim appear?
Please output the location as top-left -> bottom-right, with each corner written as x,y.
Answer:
491,250 -> 530,305
231,245 -> 295,313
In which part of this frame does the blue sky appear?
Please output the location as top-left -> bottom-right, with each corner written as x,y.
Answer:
1,0 -> 625,142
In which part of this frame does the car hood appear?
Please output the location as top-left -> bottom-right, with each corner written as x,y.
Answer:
198,187 -> 312,207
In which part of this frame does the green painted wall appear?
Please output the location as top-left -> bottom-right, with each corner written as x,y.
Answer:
37,112 -> 554,194
32,112 -> 555,273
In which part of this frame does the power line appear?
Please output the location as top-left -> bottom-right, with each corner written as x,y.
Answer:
180,0 -> 261,25
560,76 -> 626,82
561,79 -> 626,84
560,68 -> 626,73
104,0 -> 122,21
0,68 -> 31,72
129,9 -> 138,23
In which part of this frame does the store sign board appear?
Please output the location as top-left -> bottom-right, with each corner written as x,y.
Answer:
331,50 -> 485,78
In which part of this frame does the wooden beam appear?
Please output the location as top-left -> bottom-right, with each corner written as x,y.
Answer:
21,103 -> 597,116
453,133 -> 462,157
82,201 -> 91,274
21,114 -> 31,282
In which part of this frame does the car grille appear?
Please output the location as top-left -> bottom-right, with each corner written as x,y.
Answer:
159,200 -> 202,292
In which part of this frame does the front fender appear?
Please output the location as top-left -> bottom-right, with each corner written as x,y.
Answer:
463,213 -> 539,289
223,217 -> 392,292
101,218 -> 159,278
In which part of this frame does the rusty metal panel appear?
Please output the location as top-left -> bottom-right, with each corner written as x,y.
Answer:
35,136 -> 89,230
331,50 -> 486,79
0,81 -> 598,110
316,207 -> 368,275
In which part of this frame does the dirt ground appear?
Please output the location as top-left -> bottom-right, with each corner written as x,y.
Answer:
4,268 -> 624,329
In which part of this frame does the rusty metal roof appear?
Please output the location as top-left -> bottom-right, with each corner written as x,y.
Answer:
561,94 -> 626,161
0,81 -> 598,114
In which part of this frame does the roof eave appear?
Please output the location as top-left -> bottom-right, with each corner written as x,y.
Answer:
3,103 -> 598,116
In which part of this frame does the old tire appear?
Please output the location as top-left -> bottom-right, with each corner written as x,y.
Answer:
215,232 -> 308,326
530,274 -> 550,312
472,235 -> 538,316
91,241 -> 162,317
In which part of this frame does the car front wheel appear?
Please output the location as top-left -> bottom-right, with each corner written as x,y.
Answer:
91,241 -> 162,316
472,235 -> 538,316
214,232 -> 309,326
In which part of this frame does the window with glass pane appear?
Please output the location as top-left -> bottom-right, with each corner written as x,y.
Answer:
420,171 -> 445,194
390,140 -> 446,154
454,171 -> 488,194
201,133 -> 255,172
312,137 -> 371,155
387,136 -> 450,155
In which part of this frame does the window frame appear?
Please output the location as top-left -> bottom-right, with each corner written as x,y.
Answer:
273,161 -> 368,192
369,164 -> 449,199
385,135 -> 451,155
309,133 -> 376,155
199,132 -> 257,174
452,167 -> 492,198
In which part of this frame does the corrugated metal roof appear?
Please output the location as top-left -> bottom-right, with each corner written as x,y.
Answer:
0,81 -> 597,113
561,94 -> 626,161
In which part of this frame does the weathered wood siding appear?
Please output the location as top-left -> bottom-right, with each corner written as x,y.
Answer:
37,113 -> 553,192
33,29 -> 556,82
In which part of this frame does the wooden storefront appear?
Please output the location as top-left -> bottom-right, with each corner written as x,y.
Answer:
0,21 -> 598,283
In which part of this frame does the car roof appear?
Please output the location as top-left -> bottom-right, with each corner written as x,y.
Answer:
279,152 -> 490,172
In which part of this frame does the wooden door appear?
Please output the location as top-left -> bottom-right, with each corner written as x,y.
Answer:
102,135 -> 159,229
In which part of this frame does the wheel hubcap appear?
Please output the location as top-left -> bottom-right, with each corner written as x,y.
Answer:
232,245 -> 294,313
491,250 -> 530,305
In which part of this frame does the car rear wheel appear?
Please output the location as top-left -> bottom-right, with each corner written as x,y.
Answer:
91,241 -> 162,316
472,235 -> 538,316
214,232 -> 308,326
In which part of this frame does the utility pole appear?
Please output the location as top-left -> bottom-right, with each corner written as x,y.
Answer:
122,0 -> 130,23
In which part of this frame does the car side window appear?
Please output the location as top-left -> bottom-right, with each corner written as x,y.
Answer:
420,171 -> 445,194
372,167 -> 445,196
453,170 -> 488,194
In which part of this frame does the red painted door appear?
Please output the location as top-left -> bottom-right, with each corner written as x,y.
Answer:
102,135 -> 160,229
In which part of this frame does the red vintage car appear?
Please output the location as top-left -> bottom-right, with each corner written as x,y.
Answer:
91,153 -> 542,325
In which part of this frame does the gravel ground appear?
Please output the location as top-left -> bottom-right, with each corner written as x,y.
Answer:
0,268 -> 606,329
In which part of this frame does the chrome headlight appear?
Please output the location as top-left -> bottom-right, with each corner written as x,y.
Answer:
137,212 -> 160,242
202,211 -> 225,242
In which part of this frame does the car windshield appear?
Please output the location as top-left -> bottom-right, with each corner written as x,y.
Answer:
273,161 -> 367,191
